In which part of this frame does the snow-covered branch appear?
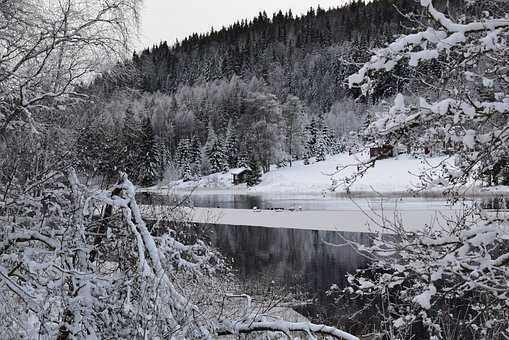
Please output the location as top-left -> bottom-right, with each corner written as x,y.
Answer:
217,318 -> 359,340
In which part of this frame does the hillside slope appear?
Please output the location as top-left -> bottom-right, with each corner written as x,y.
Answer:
160,153 -> 450,194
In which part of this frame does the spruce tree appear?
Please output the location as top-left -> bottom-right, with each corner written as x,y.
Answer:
315,133 -> 327,162
122,107 -> 146,182
176,138 -> 190,169
155,138 -> 170,181
238,149 -> 249,168
305,117 -> 318,159
303,152 -> 310,165
315,115 -> 327,162
190,135 -> 202,177
139,117 -> 159,186
204,123 -> 228,174
208,137 -> 228,173
246,158 -> 262,187
224,119 -> 238,168
181,158 -> 192,182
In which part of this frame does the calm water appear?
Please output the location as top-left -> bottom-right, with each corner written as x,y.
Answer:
138,192 -> 460,296
209,224 -> 371,294
137,191 -> 460,211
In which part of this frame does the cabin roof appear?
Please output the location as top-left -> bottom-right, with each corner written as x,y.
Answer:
230,167 -> 251,175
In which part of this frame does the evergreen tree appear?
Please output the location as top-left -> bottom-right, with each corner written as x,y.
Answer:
189,135 -> 202,177
210,137 -> 228,173
303,152 -> 310,165
139,117 -> 159,186
238,149 -> 249,168
155,138 -> 170,181
319,115 -> 334,155
315,133 -> 327,162
189,135 -> 201,165
176,138 -> 199,180
204,123 -> 228,174
176,138 -> 190,169
181,158 -> 192,182
204,122 -> 218,158
246,158 -> 262,187
283,95 -> 307,166
305,117 -> 318,160
224,119 -> 238,168
122,107 -> 143,180
315,114 -> 327,162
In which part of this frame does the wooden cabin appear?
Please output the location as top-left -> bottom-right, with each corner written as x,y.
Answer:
231,168 -> 252,185
369,145 -> 394,159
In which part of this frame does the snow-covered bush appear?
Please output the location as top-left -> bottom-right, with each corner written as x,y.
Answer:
1,166 -> 360,339
349,0 -> 509,191
341,1 -> 509,338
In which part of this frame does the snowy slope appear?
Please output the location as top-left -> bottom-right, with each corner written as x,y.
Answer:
254,153 -> 447,194
155,152 -> 451,195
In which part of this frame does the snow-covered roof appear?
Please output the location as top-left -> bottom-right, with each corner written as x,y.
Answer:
230,167 -> 250,175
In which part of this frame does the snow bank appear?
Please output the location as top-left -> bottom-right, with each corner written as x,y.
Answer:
155,152 -> 450,195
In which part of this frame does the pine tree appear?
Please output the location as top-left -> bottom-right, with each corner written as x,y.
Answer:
189,135 -> 201,164
155,138 -> 170,181
246,158 -> 262,187
204,123 -> 228,174
204,122 -> 218,158
139,117 -> 159,186
283,95 -> 307,167
209,137 -> 228,173
315,115 -> 327,162
224,119 -> 238,168
176,138 -> 198,180
319,115 -> 334,155
238,149 -> 249,168
305,117 -> 318,159
122,107 -> 142,178
189,135 -> 202,177
181,158 -> 192,182
315,133 -> 327,162
176,138 -> 190,169
303,152 -> 310,165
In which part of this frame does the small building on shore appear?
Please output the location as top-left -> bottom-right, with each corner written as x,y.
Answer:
231,167 -> 252,185
369,144 -> 394,159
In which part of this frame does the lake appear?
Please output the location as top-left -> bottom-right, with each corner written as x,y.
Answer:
138,192 -> 474,299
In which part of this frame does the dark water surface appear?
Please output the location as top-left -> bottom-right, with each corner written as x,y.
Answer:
139,192 -> 379,295
137,192 -> 475,294
137,191 -> 455,211
209,224 -> 371,294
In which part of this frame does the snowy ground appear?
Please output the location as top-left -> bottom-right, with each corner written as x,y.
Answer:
148,152 -> 454,195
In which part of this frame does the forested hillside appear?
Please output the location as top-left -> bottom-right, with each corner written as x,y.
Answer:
81,0 -> 460,185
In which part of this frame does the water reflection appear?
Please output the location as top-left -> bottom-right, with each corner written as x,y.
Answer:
480,196 -> 509,210
209,224 -> 371,294
137,191 -> 463,295
137,192 -> 454,211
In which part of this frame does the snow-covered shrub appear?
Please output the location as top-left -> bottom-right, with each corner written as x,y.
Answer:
341,1 -> 509,339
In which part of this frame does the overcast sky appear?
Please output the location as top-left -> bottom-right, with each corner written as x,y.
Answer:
138,0 -> 347,50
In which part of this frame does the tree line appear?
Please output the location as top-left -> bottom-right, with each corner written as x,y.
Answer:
77,76 -> 353,185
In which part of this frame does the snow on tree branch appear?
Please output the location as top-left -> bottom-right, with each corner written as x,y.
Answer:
349,0 -> 509,93
217,318 -> 360,339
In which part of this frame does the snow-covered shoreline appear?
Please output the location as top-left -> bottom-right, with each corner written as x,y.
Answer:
142,153 -> 508,197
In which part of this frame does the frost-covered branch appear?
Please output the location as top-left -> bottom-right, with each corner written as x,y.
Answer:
217,318 -> 360,340
0,0 -> 141,133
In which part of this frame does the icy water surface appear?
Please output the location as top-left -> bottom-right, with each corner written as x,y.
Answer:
138,191 -> 467,211
139,192 -> 473,296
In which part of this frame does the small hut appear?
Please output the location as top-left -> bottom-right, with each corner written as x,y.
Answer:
369,144 -> 394,159
231,167 -> 252,185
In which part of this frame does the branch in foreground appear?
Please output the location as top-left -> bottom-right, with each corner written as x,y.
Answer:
216,319 -> 360,340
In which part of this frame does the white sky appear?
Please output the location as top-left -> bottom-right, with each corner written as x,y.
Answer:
138,0 -> 347,50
